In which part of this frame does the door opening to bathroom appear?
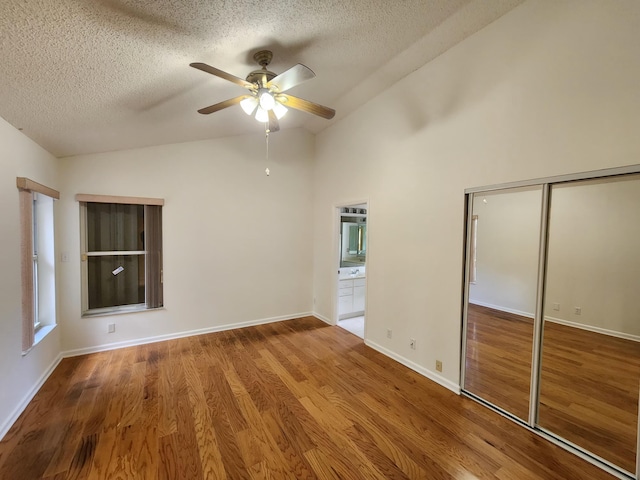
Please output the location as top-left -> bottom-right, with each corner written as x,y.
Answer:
336,203 -> 367,338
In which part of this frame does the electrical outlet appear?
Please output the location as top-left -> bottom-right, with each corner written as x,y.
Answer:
436,360 -> 443,372
108,323 -> 116,333
410,338 -> 416,350
574,306 -> 581,315
386,329 -> 392,339
553,302 -> 560,311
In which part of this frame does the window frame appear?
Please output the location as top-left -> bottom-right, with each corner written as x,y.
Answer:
17,177 -> 59,353
76,194 -> 164,317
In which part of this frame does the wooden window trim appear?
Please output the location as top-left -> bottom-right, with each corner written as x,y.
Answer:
75,194 -> 164,206
17,177 -> 59,353
17,177 -> 60,199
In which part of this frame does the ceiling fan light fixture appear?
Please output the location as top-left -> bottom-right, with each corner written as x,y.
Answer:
258,89 -> 276,111
254,106 -> 269,123
272,102 -> 288,120
240,97 -> 258,116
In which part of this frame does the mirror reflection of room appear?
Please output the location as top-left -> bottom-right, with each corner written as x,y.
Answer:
340,211 -> 366,267
538,174 -> 640,474
464,185 -> 543,422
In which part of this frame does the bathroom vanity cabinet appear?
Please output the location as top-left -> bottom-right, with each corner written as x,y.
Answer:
338,277 -> 366,319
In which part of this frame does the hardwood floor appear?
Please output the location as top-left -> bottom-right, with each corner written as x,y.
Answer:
465,303 -> 640,475
0,316 -> 616,479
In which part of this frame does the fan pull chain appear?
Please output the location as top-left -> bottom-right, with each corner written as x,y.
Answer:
264,123 -> 270,176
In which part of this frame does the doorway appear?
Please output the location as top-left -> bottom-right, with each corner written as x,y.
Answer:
336,203 -> 367,338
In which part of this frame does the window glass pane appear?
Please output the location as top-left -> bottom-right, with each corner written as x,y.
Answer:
87,203 -> 144,252
87,255 -> 145,309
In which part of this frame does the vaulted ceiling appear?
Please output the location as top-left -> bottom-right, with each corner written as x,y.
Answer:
0,0 -> 523,157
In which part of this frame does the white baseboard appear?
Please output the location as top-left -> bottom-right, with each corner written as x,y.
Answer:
365,340 -> 460,395
63,311 -> 314,357
313,312 -> 333,325
469,300 -> 534,319
544,315 -> 640,343
0,352 -> 63,441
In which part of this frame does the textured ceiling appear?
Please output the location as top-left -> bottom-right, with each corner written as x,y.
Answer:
0,0 -> 523,157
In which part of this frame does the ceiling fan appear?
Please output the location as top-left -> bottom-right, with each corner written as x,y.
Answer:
190,50 -> 335,133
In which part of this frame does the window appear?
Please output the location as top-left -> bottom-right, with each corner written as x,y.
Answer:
17,178 -> 59,353
77,194 -> 163,315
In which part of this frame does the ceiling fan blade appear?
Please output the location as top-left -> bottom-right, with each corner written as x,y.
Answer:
197,95 -> 250,115
267,110 -> 280,133
278,94 -> 335,119
190,62 -> 254,89
267,64 -> 315,93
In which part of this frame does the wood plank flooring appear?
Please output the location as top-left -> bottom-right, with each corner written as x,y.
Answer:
0,316 -> 617,479
465,303 -> 639,475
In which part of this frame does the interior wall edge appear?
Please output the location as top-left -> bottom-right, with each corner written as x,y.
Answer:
544,315 -> 640,344
312,312 -> 333,325
468,300 -> 534,319
61,311 -> 314,358
365,339 -> 461,395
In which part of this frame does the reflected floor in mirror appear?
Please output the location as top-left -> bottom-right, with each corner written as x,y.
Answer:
539,321 -> 640,474
465,303 -> 640,474
465,304 -> 534,421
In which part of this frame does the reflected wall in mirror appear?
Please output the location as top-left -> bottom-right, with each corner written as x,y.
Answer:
464,185 -> 542,421
539,174 -> 640,474
340,218 -> 366,267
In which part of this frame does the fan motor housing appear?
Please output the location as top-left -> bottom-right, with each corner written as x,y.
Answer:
246,69 -> 276,86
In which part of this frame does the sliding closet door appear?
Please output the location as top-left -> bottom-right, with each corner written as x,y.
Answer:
539,175 -> 640,474
463,186 -> 543,421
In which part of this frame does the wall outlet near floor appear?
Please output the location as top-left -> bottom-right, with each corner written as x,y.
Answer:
108,323 -> 116,333
409,338 -> 416,350
436,360 -> 443,372
552,302 -> 560,311
574,306 -> 582,315
387,329 -> 392,339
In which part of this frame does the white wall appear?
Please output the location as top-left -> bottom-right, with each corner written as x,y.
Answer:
469,186 -> 541,317
57,128 -> 315,353
312,0 -> 640,388
545,175 -> 640,337
0,117 -> 61,437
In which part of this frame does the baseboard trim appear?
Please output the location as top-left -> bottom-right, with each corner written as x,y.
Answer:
312,312 -> 333,325
63,311 -> 314,358
365,340 -> 460,395
468,300 -> 534,319
544,315 -> 640,343
0,352 -> 63,441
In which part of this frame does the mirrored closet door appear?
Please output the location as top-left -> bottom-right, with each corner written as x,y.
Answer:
461,167 -> 640,479
539,174 -> 640,474
463,186 -> 542,422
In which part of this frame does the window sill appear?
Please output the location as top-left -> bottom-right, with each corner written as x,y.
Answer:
23,324 -> 57,356
82,305 -> 164,318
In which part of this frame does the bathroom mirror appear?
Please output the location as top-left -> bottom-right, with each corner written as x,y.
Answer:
538,174 -> 640,474
340,219 -> 366,267
463,185 -> 543,422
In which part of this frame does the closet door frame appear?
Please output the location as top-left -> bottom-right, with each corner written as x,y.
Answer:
460,164 -> 640,480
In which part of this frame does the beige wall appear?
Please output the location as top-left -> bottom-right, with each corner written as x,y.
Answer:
57,129 -> 315,352
312,0 -> 640,387
0,116 -> 61,437
469,186 -> 541,317
545,175 -> 640,337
